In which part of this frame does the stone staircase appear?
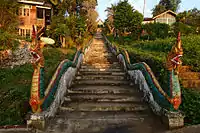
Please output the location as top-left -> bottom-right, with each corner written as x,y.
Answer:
43,33 -> 166,133
179,66 -> 200,90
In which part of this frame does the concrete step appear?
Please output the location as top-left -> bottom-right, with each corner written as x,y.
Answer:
82,62 -> 119,65
46,114 -> 160,133
179,66 -> 191,73
60,102 -> 148,112
74,79 -> 130,85
83,61 -> 112,65
0,128 -> 33,133
81,64 -> 121,69
179,72 -> 200,80
56,111 -> 149,120
79,68 -> 123,72
76,75 -> 125,80
69,85 -> 139,94
77,71 -> 126,76
181,79 -> 200,89
64,94 -> 142,103
64,97 -> 142,103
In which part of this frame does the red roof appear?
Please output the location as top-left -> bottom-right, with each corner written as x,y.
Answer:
143,18 -> 154,21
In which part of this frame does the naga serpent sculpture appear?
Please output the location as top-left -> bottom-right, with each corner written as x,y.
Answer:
29,25 -> 79,113
29,25 -> 46,113
112,32 -> 183,111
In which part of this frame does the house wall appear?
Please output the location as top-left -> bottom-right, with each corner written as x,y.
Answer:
142,20 -> 154,24
18,4 -> 51,38
155,13 -> 176,25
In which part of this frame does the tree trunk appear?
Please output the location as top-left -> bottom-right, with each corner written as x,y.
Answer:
60,35 -> 66,48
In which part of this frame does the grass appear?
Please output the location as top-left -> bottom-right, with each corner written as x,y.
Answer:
0,47 -> 76,126
107,34 -> 200,125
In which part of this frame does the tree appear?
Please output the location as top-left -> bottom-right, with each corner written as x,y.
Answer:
152,4 -> 166,17
0,0 -> 20,50
0,0 -> 19,32
152,0 -> 181,16
176,8 -> 200,34
113,0 -> 143,36
81,0 -> 98,34
105,4 -> 116,34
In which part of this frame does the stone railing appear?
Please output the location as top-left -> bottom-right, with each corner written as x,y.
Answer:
103,34 -> 184,129
27,38 -> 93,130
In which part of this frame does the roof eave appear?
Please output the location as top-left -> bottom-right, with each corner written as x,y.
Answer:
153,10 -> 177,19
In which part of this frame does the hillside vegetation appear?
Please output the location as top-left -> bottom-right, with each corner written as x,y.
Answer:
0,47 -> 76,126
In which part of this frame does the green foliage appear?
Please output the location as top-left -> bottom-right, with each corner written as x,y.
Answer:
0,29 -> 19,51
180,88 -> 200,125
48,0 -> 95,48
113,0 -> 143,35
0,0 -> 20,32
176,8 -> 200,34
152,0 -> 181,16
172,22 -> 196,36
152,4 -> 167,17
107,34 -> 200,72
0,0 -> 20,50
0,47 -> 76,126
142,23 -> 170,40
107,34 -> 200,125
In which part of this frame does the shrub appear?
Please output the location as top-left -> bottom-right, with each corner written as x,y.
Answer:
141,23 -> 170,40
172,22 -> 196,36
107,34 -> 200,125
0,30 -> 19,51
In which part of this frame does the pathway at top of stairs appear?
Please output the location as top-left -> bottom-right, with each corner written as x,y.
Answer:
43,32 -> 167,133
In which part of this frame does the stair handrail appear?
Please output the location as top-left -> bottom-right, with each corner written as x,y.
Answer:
103,33 -> 183,112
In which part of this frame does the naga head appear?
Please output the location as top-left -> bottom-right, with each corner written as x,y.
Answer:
29,25 -> 45,67
29,40 -> 45,67
29,25 -> 54,67
166,32 -> 183,74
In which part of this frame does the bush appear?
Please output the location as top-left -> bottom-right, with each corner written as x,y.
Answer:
172,22 -> 196,36
141,23 -> 170,40
107,34 -> 200,125
0,47 -> 76,126
0,30 -> 19,51
180,88 -> 200,125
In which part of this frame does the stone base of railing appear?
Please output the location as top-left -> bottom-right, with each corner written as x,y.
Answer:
161,109 -> 184,129
27,114 -> 46,130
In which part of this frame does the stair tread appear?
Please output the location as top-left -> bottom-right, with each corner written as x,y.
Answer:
79,68 -> 123,72
74,80 -> 130,85
77,71 -> 126,76
69,85 -> 139,93
61,101 -> 148,112
56,111 -> 150,119
179,72 -> 200,80
75,75 -> 125,80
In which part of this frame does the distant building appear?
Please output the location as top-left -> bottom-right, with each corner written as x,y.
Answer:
17,0 -> 52,38
143,10 -> 177,25
97,19 -> 104,26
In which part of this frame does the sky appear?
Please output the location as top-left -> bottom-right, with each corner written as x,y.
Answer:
96,0 -> 200,21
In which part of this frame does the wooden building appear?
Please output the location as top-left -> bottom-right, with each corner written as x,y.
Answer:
17,0 -> 52,38
143,10 -> 177,25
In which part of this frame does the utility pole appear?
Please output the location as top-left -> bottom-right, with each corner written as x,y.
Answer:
76,0 -> 80,16
143,0 -> 146,16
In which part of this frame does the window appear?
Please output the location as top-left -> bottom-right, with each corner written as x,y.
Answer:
19,8 -> 29,16
45,9 -> 51,25
24,8 -> 26,16
37,8 -> 43,19
27,9 -> 29,16
26,29 -> 30,37
19,28 -> 31,37
19,8 -> 22,16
